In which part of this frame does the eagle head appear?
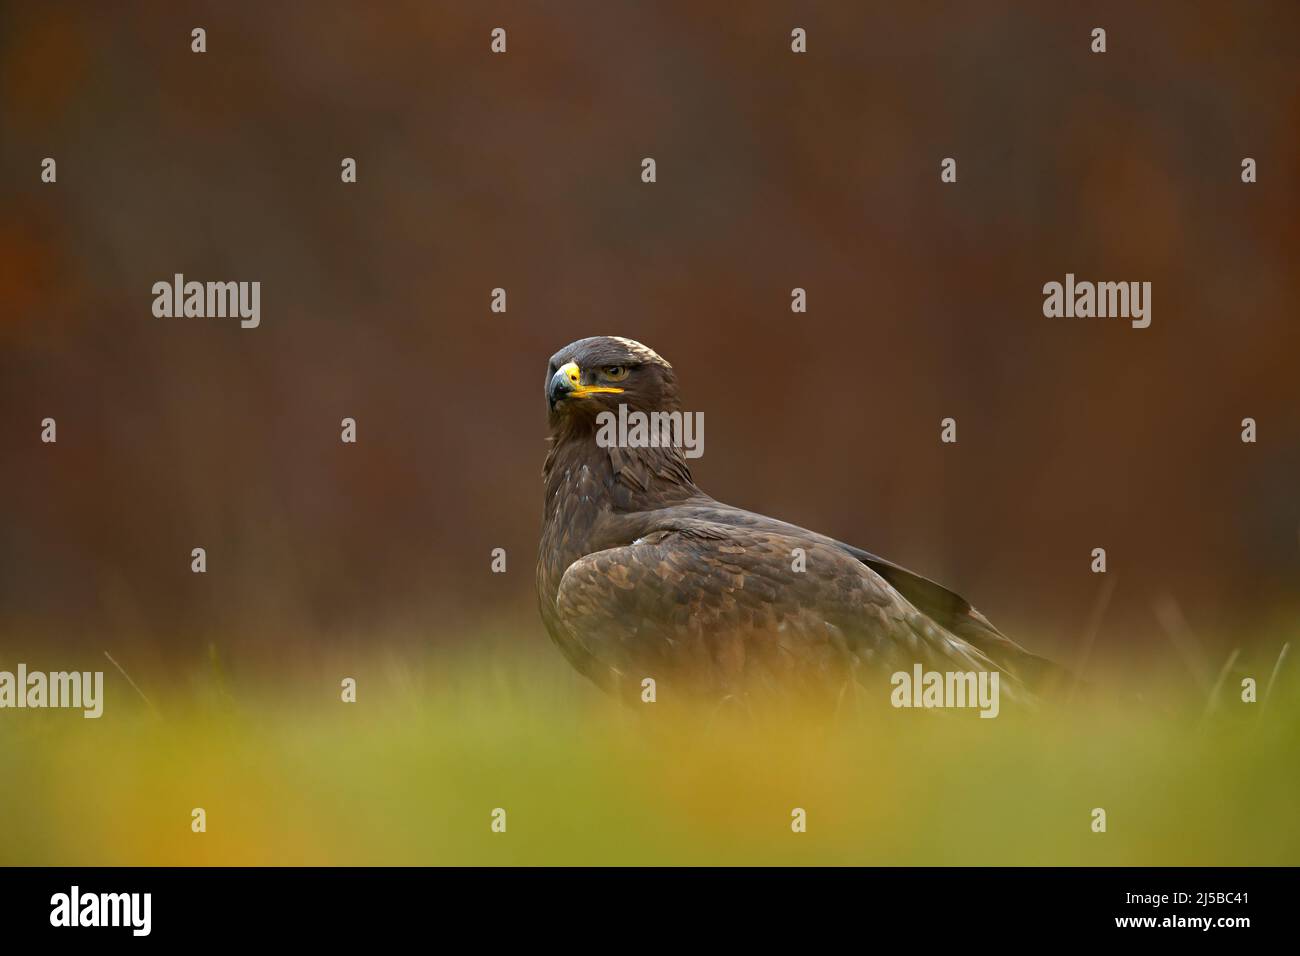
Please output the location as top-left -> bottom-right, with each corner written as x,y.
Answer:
545,336 -> 679,427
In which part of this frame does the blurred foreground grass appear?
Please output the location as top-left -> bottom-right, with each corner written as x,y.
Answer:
0,639 -> 1296,866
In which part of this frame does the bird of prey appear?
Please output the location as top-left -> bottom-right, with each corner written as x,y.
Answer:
537,335 -> 1057,706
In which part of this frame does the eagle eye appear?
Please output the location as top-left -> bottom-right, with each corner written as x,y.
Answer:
602,365 -> 629,381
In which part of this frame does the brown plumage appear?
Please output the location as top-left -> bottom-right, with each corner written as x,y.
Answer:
537,335 -> 1057,705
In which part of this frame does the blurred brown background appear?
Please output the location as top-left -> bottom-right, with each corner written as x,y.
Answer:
1,1 -> 1297,674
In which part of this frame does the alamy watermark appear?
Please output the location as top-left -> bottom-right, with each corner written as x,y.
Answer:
1043,273 -> 1150,329
50,886 -> 151,936
152,273 -> 260,328
595,404 -> 705,459
0,664 -> 103,718
890,664 -> 1000,718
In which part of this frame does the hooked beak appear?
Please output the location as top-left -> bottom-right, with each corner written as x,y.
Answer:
548,361 -> 624,408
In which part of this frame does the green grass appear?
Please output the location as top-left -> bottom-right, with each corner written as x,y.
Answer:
0,642 -> 1295,866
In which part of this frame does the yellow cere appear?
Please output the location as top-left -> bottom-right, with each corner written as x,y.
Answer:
561,361 -> 624,397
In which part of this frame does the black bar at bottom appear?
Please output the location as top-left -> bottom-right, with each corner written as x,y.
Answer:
0,867 -> 1283,941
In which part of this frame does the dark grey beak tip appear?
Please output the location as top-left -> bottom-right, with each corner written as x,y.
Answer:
547,368 -> 574,409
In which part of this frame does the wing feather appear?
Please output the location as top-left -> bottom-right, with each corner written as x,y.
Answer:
552,527 -> 1020,702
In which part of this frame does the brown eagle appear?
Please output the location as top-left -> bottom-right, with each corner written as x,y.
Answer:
537,336 -> 1057,705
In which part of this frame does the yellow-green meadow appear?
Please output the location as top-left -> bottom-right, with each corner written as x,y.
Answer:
2,639 -> 1294,866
